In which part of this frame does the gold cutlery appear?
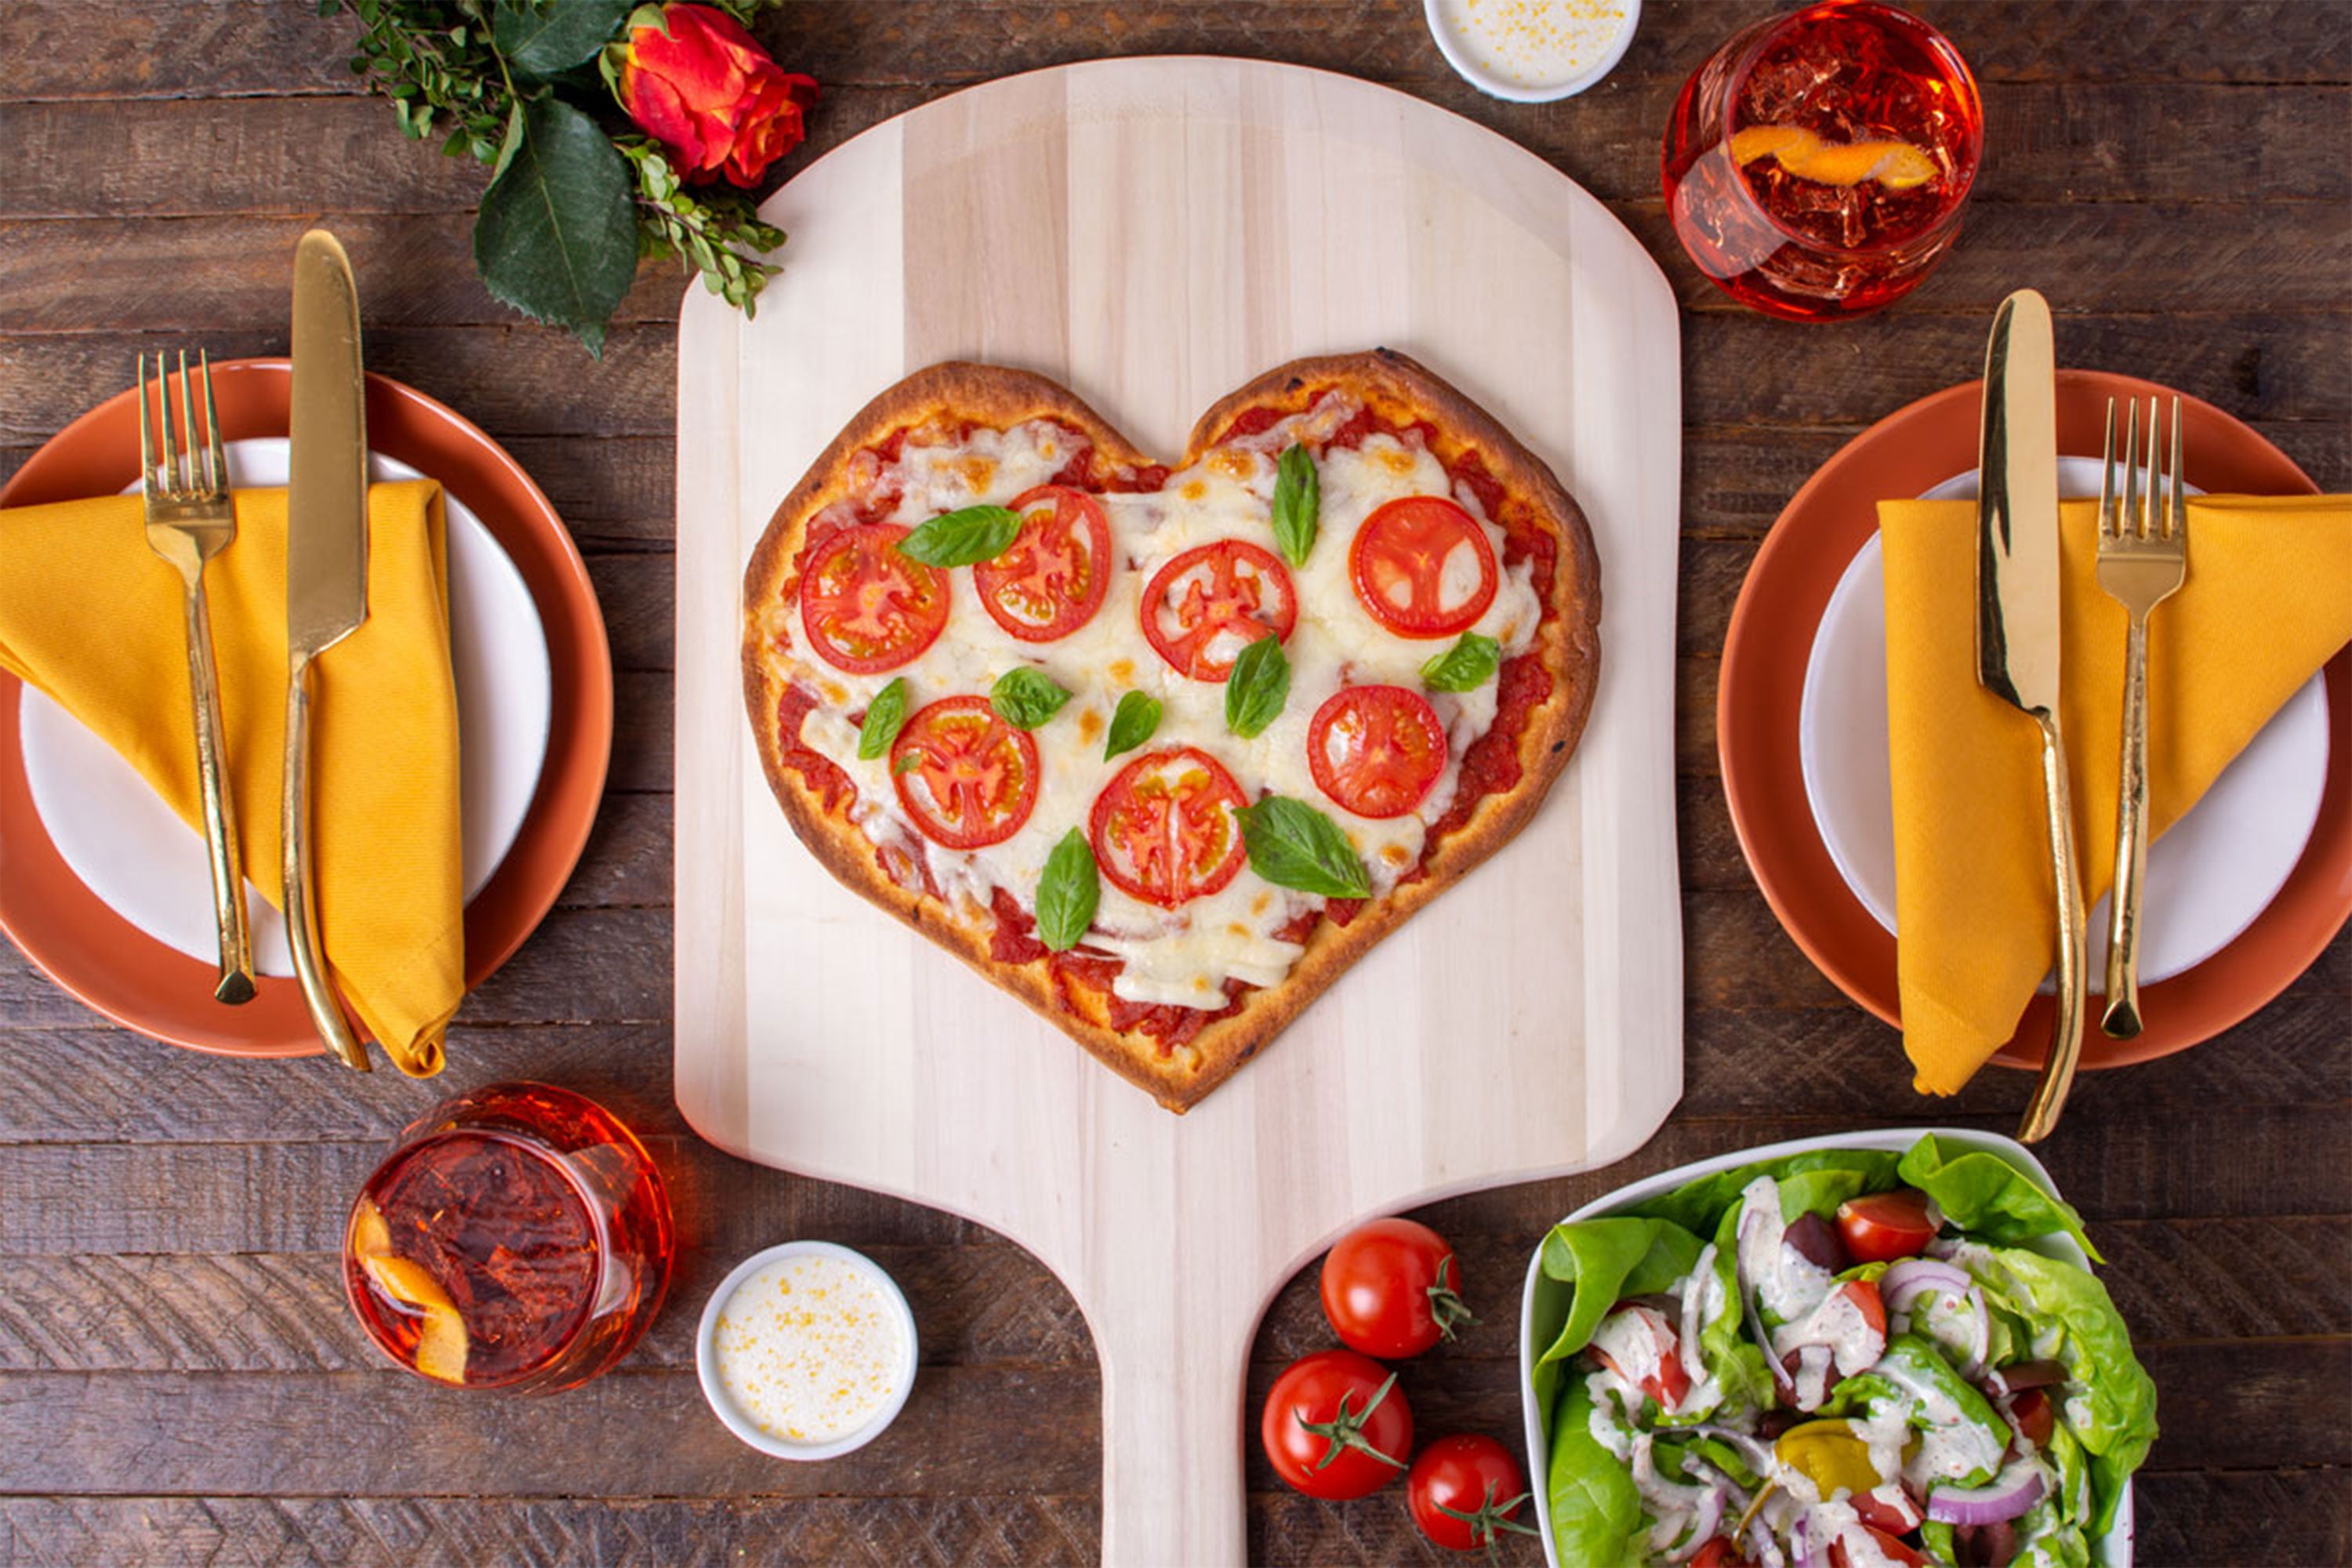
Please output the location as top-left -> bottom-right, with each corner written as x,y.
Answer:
285,230 -> 372,1073
137,350 -> 257,1006
2093,397 -> 2187,1039
1974,289 -> 2085,1144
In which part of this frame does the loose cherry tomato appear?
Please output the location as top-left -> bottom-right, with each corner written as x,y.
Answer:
974,485 -> 1113,642
1835,1189 -> 1939,1263
1830,1524 -> 1926,1568
1319,1218 -> 1472,1359
1592,1303 -> 1692,1412
1087,746 -> 1248,908
1142,539 -> 1297,681
1260,1348 -> 1412,1501
1406,1434 -> 1537,1554
1348,495 -> 1498,639
799,521 -> 952,673
1306,685 -> 1450,820
889,695 -> 1040,849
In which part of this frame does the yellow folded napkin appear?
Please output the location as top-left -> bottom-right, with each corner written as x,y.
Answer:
1877,494 -> 2351,1094
0,483 -> 462,1076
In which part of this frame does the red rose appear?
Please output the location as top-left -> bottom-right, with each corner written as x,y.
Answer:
616,4 -> 818,187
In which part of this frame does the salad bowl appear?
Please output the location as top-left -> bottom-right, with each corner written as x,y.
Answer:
1519,1128 -> 2140,1567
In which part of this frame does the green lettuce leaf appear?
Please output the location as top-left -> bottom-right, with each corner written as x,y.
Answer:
1978,1247 -> 2159,1535
1898,1134 -> 2103,1261
1627,1149 -> 1901,1233
1696,1203 -> 1775,1417
1548,1377 -> 1650,1568
1531,1217 -> 1704,1423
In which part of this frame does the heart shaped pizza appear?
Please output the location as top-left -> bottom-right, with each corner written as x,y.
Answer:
742,350 -> 1599,1111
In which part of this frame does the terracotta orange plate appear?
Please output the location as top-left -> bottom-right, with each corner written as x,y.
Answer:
0,359 -> 613,1057
1719,370 -> 2347,1072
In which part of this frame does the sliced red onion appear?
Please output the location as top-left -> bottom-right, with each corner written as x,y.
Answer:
1880,1258 -> 1973,1311
1691,1424 -> 1777,1475
1664,1488 -> 1727,1563
1927,1465 -> 2045,1526
1788,1512 -> 1828,1568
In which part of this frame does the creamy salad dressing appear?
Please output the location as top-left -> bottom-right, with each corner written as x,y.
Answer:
779,399 -> 1541,1012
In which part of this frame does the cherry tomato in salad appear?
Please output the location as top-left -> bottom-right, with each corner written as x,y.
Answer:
1849,1486 -> 1926,1535
1829,1524 -> 1926,1568
1838,1278 -> 1888,1340
1142,539 -> 1297,681
1405,1434 -> 1537,1554
974,485 -> 1114,642
1592,1304 -> 1692,1412
2006,1386 -> 2058,1449
1689,1541 -> 1755,1568
1306,685 -> 1450,820
889,696 -> 1040,849
1087,746 -> 1249,909
1260,1348 -> 1412,1501
799,521 -> 952,673
1348,495 -> 1498,638
1836,1189 -> 1939,1263
1318,1218 -> 1473,1359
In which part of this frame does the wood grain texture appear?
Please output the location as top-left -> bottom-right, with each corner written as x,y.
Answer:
0,2 -> 2344,1565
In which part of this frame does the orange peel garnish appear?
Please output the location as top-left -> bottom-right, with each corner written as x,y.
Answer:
1730,124 -> 1939,190
351,1198 -> 470,1385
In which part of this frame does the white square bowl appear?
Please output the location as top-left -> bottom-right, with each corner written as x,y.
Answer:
1517,1127 -> 2134,1566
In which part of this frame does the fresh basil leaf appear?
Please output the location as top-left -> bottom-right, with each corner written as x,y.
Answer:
1103,690 -> 1162,760
892,750 -> 922,776
991,667 -> 1071,730
473,96 -> 640,355
1034,830 -> 1100,953
897,505 -> 1022,568
857,677 -> 909,760
1239,795 -> 1370,898
492,0 -> 635,79
1224,635 -> 1290,739
1421,633 -> 1501,692
1271,443 -> 1319,567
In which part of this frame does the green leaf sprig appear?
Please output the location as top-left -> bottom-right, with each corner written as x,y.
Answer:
1271,444 -> 1319,566
1225,636 -> 1290,739
1103,691 -> 1163,760
856,677 -> 909,760
328,0 -> 795,353
1421,633 -> 1501,692
1240,796 -> 1372,899
898,506 -> 1022,568
992,668 -> 1072,730
1034,831 -> 1101,952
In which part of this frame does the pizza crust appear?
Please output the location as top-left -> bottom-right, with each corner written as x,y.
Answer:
742,350 -> 1600,1111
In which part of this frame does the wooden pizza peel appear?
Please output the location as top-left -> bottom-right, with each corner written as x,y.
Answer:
674,58 -> 1682,1564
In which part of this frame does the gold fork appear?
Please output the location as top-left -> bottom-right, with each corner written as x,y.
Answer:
139,350 -> 256,1005
2094,396 -> 2187,1038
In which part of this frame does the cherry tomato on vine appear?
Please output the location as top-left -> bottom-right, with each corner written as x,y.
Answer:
1406,1433 -> 1539,1554
1260,1348 -> 1413,1501
1319,1218 -> 1473,1359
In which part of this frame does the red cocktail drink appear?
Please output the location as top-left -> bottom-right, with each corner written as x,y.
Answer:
1663,1 -> 1983,321
343,1082 -> 673,1392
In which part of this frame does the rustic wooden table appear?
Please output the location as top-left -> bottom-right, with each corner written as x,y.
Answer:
2,3 -> 2345,1564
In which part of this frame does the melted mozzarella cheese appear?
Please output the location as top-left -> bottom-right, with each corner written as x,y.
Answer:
777,397 -> 1544,1014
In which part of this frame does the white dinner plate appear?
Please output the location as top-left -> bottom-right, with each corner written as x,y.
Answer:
1798,456 -> 2331,989
17,438 -> 554,978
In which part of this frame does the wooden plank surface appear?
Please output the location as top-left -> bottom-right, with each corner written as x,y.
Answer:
0,2 -> 2346,1566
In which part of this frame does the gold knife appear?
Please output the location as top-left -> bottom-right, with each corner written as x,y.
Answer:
285,230 -> 372,1073
1975,289 -> 2085,1142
